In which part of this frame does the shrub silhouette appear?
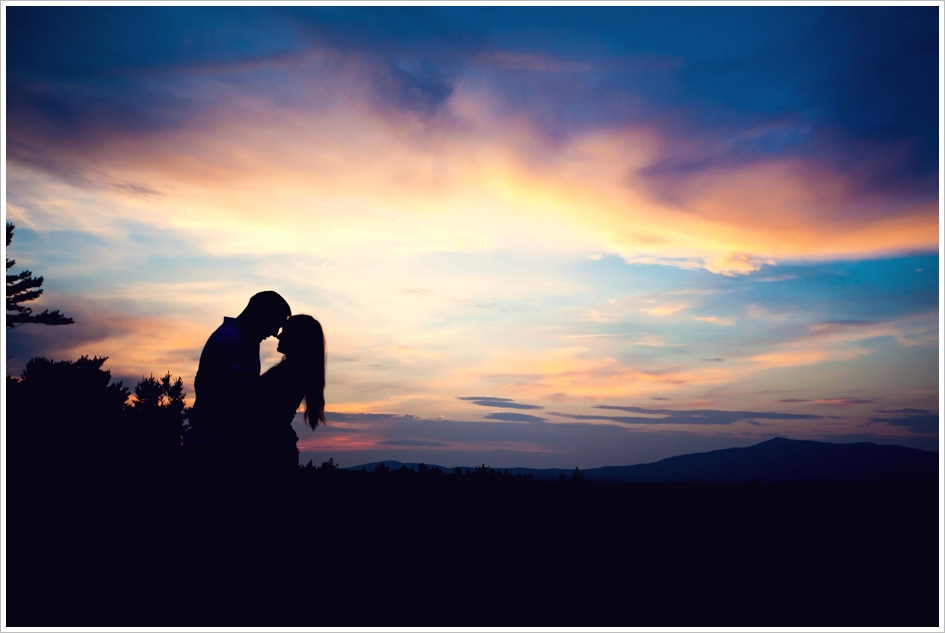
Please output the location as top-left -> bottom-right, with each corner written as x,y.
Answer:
7,356 -> 130,482
7,357 -> 189,479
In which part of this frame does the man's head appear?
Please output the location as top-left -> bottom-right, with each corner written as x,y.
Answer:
237,291 -> 291,342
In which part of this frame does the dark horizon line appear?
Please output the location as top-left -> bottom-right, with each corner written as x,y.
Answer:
331,435 -> 940,474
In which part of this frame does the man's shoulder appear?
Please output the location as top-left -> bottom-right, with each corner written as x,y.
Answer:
206,317 -> 247,346
212,316 -> 241,334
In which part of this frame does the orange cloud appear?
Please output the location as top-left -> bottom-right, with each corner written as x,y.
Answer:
6,59 -> 938,427
468,347 -> 735,404
9,74 -> 935,279
640,303 -> 688,316
694,316 -> 734,326
745,317 -> 936,370
748,348 -> 867,368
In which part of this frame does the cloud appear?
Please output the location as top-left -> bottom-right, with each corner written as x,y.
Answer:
484,412 -> 546,423
630,157 -> 937,272
299,411 -> 579,461
296,407 -> 859,470
745,304 -> 793,323
385,61 -> 455,115
560,332 -> 640,339
594,404 -> 837,421
458,396 -> 543,410
805,320 -> 876,336
777,398 -> 876,406
893,328 -> 939,347
870,409 -> 939,434
106,181 -> 163,198
472,347 -> 733,403
550,405 -> 835,426
379,439 -> 450,447
7,42 -> 937,280
748,348 -> 867,368
703,253 -> 771,277
326,412 -> 422,424
630,336 -> 686,348
755,274 -> 797,283
694,316 -> 734,326
746,318 -> 929,369
640,303 -> 688,316
474,51 -> 593,73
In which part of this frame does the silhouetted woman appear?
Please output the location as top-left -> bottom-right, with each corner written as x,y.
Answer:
254,314 -> 326,472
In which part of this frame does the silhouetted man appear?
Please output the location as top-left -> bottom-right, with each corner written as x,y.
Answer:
184,291 -> 291,463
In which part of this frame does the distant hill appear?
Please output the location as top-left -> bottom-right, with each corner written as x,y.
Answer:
346,437 -> 939,484
584,437 -> 939,484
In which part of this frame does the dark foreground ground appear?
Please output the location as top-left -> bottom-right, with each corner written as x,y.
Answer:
7,465 -> 941,627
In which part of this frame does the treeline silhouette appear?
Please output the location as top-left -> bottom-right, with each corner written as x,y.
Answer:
5,354 -> 940,626
7,356 -> 187,476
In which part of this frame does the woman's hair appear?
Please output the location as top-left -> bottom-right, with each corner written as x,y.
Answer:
281,314 -> 326,430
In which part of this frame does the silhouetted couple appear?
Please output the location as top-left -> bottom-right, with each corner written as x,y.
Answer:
182,291 -> 325,475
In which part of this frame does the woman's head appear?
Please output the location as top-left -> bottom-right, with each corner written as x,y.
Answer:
277,314 -> 326,429
277,314 -> 323,358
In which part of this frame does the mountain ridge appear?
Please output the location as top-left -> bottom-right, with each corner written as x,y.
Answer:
341,436 -> 939,484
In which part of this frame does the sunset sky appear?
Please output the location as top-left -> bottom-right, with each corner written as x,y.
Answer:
3,5 -> 941,468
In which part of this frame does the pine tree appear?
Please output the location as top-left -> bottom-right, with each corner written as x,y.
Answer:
134,372 -> 187,416
131,372 -> 188,461
6,222 -> 73,328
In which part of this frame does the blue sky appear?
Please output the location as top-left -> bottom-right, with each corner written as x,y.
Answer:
4,5 -> 940,467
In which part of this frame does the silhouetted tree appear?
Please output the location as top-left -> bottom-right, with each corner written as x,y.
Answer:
320,458 -> 339,471
135,372 -> 186,411
7,356 -> 130,481
572,466 -> 584,484
6,223 -> 73,329
129,372 -> 188,465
